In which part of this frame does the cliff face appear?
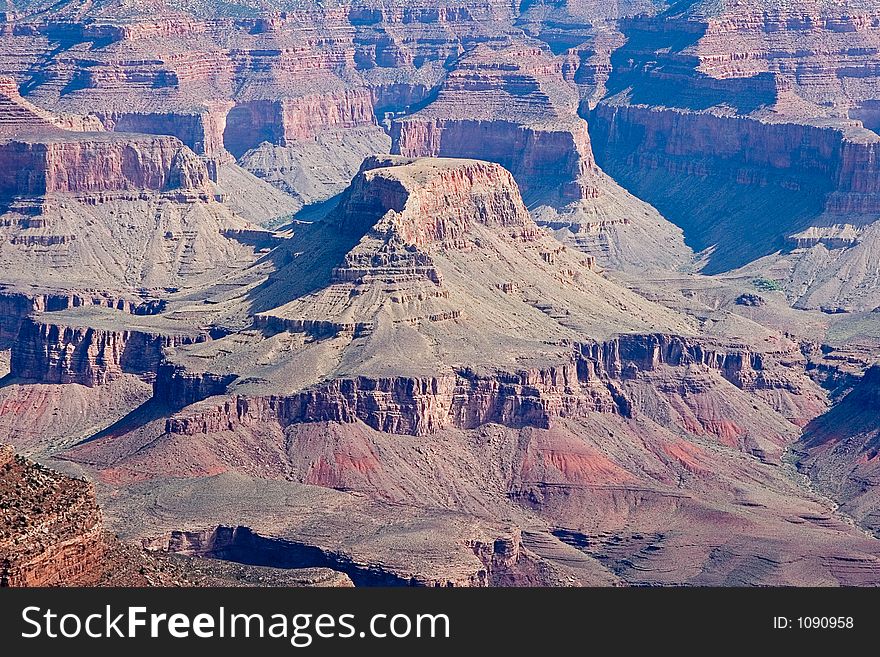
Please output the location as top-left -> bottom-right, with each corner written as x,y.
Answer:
150,523 -> 532,587
0,135 -> 210,197
590,103 -> 878,272
0,75 -> 210,196
333,155 -> 538,245
223,90 -> 377,158
389,42 -> 693,272
10,318 -> 206,386
394,118 -> 596,204
151,525 -> 483,587
0,446 -> 358,587
161,333 -> 804,438
96,105 -> 232,159
0,289 -> 145,344
586,3 -> 880,278
0,445 -> 105,587
391,44 -> 600,206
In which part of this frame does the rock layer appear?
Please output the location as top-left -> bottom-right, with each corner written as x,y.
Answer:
0,445 -> 105,587
11,317 -> 207,386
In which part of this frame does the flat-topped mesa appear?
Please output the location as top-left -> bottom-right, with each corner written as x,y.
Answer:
391,44 -> 601,206
331,155 -> 541,249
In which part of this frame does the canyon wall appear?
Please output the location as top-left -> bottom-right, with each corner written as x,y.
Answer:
390,44 -> 601,205
223,90 -> 377,158
150,523 -> 526,587
10,318 -> 206,386
160,333 -> 789,438
0,290 -> 144,343
393,118 -> 597,203
97,106 -> 231,158
0,136 -> 210,197
796,364 -> 880,535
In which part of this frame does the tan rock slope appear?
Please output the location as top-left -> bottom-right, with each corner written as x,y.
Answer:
0,76 -> 281,298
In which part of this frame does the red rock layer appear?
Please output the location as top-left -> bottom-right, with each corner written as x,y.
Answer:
222,89 -> 377,157
0,445 -> 105,587
0,135 -> 210,197
391,44 -> 600,204
96,105 -> 232,158
332,155 -> 539,246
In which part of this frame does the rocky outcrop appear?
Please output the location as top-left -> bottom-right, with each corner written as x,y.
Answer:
10,318 -> 207,386
148,525 -> 476,586
154,364 -> 238,408
332,155 -> 539,246
162,333 -> 797,437
97,105 -> 232,159
0,446 -> 357,587
149,523 -> 530,587
0,135 -> 210,197
0,446 -> 105,587
787,224 -> 863,249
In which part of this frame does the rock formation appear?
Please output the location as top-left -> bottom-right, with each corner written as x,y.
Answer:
10,312 -> 208,386
42,155 -> 880,586
795,364 -> 880,535
585,0 -> 880,308
391,42 -> 693,272
3,0 -> 880,588
0,444 -> 105,586
0,76 -> 276,294
0,444 -> 354,586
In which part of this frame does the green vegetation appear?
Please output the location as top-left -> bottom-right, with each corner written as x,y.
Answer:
751,277 -> 784,292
